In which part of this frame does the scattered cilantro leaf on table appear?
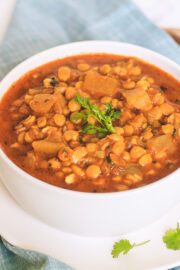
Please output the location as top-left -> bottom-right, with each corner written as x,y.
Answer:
112,239 -> 150,258
163,223 -> 180,250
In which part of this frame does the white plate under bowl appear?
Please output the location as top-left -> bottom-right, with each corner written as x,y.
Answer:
1,180 -> 180,270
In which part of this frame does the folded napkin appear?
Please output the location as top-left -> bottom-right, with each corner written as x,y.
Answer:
0,0 -> 180,269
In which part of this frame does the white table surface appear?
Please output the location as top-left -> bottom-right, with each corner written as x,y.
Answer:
134,0 -> 180,28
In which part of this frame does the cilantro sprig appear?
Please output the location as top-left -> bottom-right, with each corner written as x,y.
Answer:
112,239 -> 150,258
163,223 -> 180,250
111,223 -> 180,260
72,94 -> 121,138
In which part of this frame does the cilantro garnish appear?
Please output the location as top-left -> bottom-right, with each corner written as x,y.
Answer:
112,239 -> 150,258
44,99 -> 49,103
172,128 -> 176,136
50,77 -> 58,87
111,223 -> 180,260
106,155 -> 112,164
163,223 -> 180,250
71,94 -> 121,137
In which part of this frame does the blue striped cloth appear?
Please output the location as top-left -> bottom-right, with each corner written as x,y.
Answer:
0,0 -> 180,269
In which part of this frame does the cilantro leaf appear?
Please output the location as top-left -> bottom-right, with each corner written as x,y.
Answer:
106,155 -> 112,164
81,123 -> 107,135
71,112 -> 86,121
112,239 -> 150,258
72,94 -> 121,137
112,240 -> 133,257
73,94 -> 90,109
71,112 -> 89,124
163,223 -> 180,250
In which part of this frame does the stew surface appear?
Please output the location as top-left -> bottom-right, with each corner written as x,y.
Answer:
0,54 -> 180,193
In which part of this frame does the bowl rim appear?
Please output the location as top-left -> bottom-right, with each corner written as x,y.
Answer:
0,40 -> 180,198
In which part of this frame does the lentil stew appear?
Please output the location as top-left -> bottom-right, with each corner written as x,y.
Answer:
0,54 -> 179,193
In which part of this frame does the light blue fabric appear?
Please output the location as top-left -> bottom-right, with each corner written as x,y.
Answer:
0,0 -> 180,269
0,238 -> 73,270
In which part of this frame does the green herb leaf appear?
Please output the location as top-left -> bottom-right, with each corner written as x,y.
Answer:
50,77 -> 58,87
163,223 -> 180,250
71,112 -> 88,123
72,94 -> 121,137
73,94 -> 91,110
97,132 -> 107,138
81,123 -> 107,135
111,109 -> 121,119
44,99 -> 49,103
172,128 -> 176,136
106,155 -> 111,164
112,239 -> 150,258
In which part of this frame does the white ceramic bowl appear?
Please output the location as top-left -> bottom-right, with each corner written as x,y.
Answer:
0,41 -> 180,237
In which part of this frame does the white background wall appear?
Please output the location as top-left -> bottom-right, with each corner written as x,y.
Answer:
134,0 -> 180,28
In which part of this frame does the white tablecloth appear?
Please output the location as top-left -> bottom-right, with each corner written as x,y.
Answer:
134,0 -> 180,28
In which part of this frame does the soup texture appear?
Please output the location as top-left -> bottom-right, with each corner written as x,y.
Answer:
0,54 -> 180,193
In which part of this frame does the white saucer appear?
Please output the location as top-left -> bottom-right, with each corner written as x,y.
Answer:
0,180 -> 180,270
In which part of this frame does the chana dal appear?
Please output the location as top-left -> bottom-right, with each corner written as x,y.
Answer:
0,54 -> 180,193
